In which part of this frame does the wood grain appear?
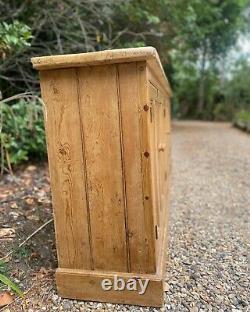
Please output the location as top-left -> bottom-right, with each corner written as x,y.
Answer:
31,47 -> 172,96
56,268 -> 164,307
35,48 -> 171,306
40,69 -> 92,269
77,65 -> 128,272
146,70 -> 171,277
147,83 -> 160,258
118,62 -> 155,273
136,62 -> 156,273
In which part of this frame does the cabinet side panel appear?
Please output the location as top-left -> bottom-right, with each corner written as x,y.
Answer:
118,62 -> 155,273
39,69 -> 92,270
157,93 -> 171,276
136,62 -> 156,273
147,68 -> 171,275
147,83 -> 160,261
77,65 -> 128,272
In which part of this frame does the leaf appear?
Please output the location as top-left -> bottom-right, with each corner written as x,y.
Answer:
0,261 -> 8,275
0,274 -> 24,297
0,292 -> 13,307
25,197 -> 34,205
0,228 -> 15,239
26,214 -> 40,221
10,203 -> 18,209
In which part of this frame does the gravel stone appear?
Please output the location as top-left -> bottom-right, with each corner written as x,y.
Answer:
62,300 -> 73,310
164,122 -> 249,312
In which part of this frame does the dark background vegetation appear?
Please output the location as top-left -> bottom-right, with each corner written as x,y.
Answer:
0,0 -> 250,172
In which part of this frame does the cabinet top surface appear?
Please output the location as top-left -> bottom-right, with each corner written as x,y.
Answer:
31,47 -> 171,95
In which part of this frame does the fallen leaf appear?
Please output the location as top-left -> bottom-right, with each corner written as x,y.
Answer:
0,292 -> 14,307
0,190 -> 13,200
26,215 -> 40,221
0,228 -> 15,239
26,165 -> 37,172
29,252 -> 41,260
25,198 -> 34,205
31,267 -> 53,280
10,203 -> 18,209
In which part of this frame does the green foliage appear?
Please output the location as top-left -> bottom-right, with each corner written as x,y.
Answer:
13,246 -> 31,259
234,110 -> 250,122
0,260 -> 8,277
0,261 -> 24,297
169,0 -> 247,57
225,59 -> 250,110
0,0 -> 249,171
0,99 -> 46,173
0,0 -> 169,97
168,0 -> 249,118
0,20 -> 32,57
233,110 -> 250,132
213,103 -> 234,121
0,273 -> 24,297
0,1 -> 116,96
116,1 -> 160,25
105,0 -> 166,51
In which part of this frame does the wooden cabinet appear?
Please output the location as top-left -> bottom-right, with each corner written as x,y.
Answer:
32,47 -> 172,307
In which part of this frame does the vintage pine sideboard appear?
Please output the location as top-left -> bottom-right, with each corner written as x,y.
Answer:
31,47 -> 172,307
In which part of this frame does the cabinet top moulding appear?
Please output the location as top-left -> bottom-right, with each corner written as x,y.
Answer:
31,46 -> 172,96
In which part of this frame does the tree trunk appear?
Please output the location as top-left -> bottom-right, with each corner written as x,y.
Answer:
197,47 -> 207,117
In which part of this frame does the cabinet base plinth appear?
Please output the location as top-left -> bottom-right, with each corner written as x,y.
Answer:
56,268 -> 164,307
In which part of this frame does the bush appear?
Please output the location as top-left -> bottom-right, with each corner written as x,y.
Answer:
213,103 -> 234,121
0,98 -> 46,173
233,110 -> 250,133
0,20 -> 32,58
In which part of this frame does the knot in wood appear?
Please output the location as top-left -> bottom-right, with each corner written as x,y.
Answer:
58,143 -> 71,162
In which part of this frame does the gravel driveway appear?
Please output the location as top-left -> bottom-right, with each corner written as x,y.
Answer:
165,121 -> 249,312
3,121 -> 249,311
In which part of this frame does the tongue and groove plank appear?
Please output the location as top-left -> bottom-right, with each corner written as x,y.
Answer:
77,65 -> 128,272
39,68 -> 92,270
117,62 -> 156,273
136,62 -> 156,273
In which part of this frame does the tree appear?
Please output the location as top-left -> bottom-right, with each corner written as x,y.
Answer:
167,0 -> 248,117
225,58 -> 250,110
0,0 -> 169,97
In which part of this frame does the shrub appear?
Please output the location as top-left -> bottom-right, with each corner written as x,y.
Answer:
213,103 -> 234,121
233,110 -> 250,133
0,98 -> 46,173
0,20 -> 32,58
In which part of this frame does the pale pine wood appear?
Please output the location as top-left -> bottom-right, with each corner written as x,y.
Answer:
146,68 -> 171,277
148,81 -> 158,99
147,66 -> 167,101
34,47 -> 171,307
77,65 -> 128,272
147,83 -> 160,260
56,268 -> 164,307
157,92 -> 168,255
136,62 -> 156,273
157,97 -> 165,228
31,47 -> 172,96
157,137 -> 171,277
117,62 -> 155,273
39,69 -> 92,269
